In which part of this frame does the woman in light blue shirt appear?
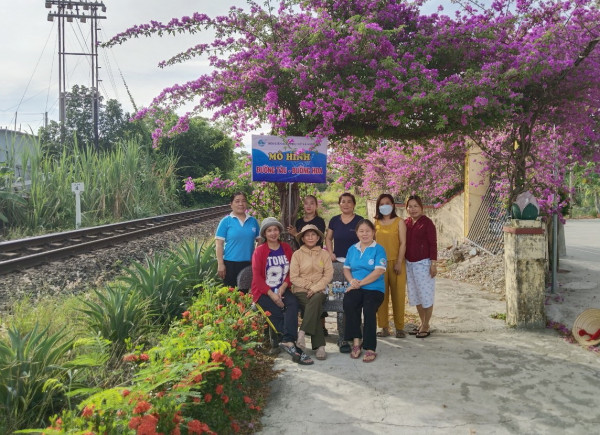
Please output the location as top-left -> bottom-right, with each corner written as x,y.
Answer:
343,219 -> 387,363
215,192 -> 260,291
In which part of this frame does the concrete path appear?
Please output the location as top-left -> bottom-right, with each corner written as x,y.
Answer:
258,220 -> 600,435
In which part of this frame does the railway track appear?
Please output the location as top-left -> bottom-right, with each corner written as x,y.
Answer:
0,205 -> 230,275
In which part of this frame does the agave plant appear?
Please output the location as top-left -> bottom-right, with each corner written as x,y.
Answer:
171,238 -> 218,291
0,324 -> 73,432
121,254 -> 189,327
78,284 -> 153,357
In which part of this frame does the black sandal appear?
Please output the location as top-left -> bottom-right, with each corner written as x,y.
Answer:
408,326 -> 420,335
279,343 -> 301,362
297,352 -> 314,365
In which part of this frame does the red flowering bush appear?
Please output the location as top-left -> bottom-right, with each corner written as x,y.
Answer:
43,284 -> 268,434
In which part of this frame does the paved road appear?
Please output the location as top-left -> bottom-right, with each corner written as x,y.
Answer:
547,219 -> 600,327
258,219 -> 600,435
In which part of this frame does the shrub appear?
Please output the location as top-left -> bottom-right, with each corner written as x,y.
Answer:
121,254 -> 190,327
171,238 -> 218,290
0,324 -> 73,433
78,284 -> 153,358
44,284 -> 268,434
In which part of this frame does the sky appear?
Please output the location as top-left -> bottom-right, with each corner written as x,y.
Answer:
0,0 -> 467,146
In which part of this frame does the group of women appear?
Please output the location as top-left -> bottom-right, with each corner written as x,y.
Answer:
215,191 -> 437,364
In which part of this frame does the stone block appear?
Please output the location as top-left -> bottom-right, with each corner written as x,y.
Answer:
503,219 -> 547,327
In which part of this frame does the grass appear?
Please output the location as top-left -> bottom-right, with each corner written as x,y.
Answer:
1,294 -> 88,341
1,138 -> 180,238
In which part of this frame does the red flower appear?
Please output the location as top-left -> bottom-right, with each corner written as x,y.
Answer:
221,394 -> 229,404
224,357 -> 234,368
182,311 -> 190,318
187,419 -> 210,434
193,373 -> 203,383
211,351 -> 224,362
215,384 -> 224,395
81,405 -> 94,418
231,422 -> 240,432
247,348 -> 255,356
123,353 -> 138,362
243,396 -> 252,404
137,414 -> 159,434
228,287 -> 235,292
204,393 -> 212,403
128,416 -> 142,429
193,397 -> 201,403
231,367 -> 242,380
264,310 -> 272,316
139,353 -> 150,361
122,389 -> 131,397
242,336 -> 250,342
133,400 -> 152,414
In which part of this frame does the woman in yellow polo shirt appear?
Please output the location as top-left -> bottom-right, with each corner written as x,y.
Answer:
374,194 -> 407,338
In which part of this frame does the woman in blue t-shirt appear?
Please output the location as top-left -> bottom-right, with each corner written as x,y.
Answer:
343,219 -> 387,363
325,192 -> 363,262
215,192 -> 260,290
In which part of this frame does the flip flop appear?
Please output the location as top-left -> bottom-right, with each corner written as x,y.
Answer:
415,331 -> 431,338
350,345 -> 362,359
376,329 -> 391,337
408,326 -> 420,335
363,350 -> 377,363
395,330 -> 406,338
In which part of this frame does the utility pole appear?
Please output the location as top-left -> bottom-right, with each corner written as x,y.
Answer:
46,1 -> 107,150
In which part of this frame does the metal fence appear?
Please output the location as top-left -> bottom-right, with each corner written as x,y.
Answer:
465,184 -> 510,255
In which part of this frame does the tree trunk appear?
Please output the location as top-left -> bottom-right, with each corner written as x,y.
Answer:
276,182 -> 300,247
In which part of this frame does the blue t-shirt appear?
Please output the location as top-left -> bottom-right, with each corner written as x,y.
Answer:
265,246 -> 290,292
343,241 -> 387,292
215,213 -> 260,262
328,214 -> 363,258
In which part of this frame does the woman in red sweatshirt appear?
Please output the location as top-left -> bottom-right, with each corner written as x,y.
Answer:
405,195 -> 437,339
251,217 -> 313,365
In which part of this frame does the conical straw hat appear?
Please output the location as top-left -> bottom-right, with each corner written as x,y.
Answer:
572,308 -> 600,346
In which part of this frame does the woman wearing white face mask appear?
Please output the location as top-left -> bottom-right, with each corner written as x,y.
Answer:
374,194 -> 408,338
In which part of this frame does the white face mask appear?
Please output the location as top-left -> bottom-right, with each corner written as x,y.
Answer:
379,204 -> 393,216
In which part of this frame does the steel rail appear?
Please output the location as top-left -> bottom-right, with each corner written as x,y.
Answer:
0,205 -> 230,275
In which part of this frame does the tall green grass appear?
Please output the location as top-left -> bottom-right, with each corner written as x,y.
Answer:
2,137 -> 180,236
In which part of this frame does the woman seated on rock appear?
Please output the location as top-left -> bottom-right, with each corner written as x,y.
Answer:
343,219 -> 387,363
250,217 -> 313,365
290,224 -> 334,360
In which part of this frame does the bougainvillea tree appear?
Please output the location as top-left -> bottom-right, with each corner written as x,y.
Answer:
104,0 -> 600,214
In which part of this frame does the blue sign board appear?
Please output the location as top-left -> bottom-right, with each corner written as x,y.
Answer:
251,135 -> 328,183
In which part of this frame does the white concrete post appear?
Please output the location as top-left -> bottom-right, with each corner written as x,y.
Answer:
503,219 -> 548,327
